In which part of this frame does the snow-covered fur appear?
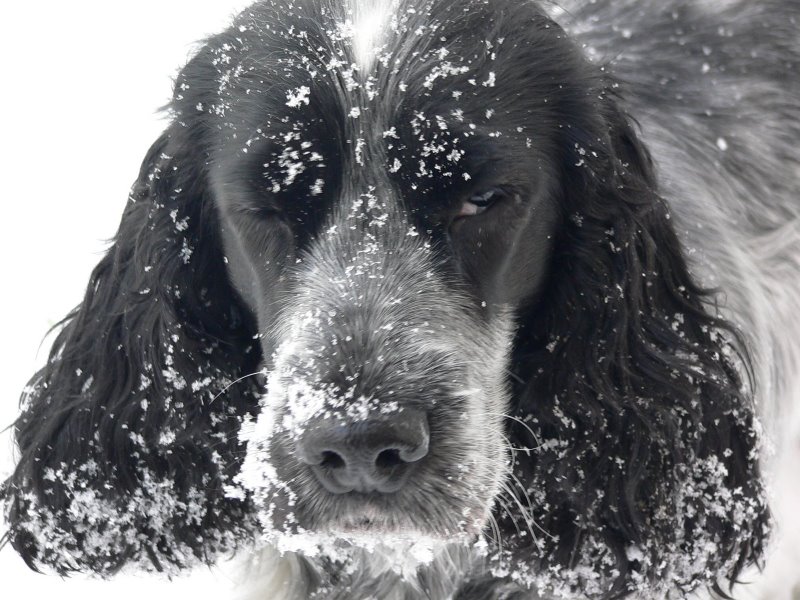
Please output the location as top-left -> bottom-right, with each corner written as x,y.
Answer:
3,0 -> 799,598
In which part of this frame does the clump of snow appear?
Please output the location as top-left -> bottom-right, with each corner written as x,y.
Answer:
9,460 -> 248,577
286,86 -> 311,108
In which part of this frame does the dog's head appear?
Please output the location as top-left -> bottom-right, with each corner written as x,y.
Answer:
3,0 -> 768,597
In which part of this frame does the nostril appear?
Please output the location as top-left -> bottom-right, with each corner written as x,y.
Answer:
398,436 -> 429,463
297,410 -> 430,494
375,448 -> 402,469
320,450 -> 345,470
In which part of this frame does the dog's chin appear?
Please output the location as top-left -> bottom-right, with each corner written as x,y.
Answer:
263,523 -> 477,578
327,496 -> 490,540
330,516 -> 475,540
333,513 -> 406,534
259,506 -> 481,562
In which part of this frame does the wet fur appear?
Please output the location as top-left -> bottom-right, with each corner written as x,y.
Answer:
4,0 -> 799,598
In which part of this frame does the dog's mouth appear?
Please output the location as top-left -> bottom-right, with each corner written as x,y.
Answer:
317,496 -> 489,547
265,510 -> 479,574
334,510 -> 387,532
253,488 -> 483,548
251,497 -> 476,570
331,506 -> 427,536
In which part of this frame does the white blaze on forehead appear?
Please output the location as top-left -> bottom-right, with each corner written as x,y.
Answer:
349,0 -> 395,71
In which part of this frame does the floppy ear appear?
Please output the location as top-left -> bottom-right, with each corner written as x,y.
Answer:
501,96 -> 769,596
1,122 -> 261,574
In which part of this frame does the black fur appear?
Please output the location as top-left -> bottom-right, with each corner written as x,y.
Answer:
4,129 -> 262,573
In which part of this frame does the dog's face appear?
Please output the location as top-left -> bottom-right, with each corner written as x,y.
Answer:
4,0 -> 771,596
207,0 -> 561,538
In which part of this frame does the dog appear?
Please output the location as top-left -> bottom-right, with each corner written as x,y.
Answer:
3,0 -> 799,598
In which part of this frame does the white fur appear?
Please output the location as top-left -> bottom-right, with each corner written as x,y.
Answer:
348,0 -> 395,71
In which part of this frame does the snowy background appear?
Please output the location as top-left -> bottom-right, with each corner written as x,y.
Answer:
0,2 -> 250,597
0,1 -> 797,599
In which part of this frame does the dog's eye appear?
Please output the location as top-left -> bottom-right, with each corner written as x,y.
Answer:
457,188 -> 506,217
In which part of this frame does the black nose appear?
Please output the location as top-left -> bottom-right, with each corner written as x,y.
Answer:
295,410 -> 430,494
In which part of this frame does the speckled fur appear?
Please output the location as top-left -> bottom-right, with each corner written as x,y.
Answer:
549,0 -> 800,439
3,1 -> 797,599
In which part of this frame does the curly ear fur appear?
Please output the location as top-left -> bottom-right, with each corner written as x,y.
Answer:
1,123 -> 261,574
499,95 -> 769,597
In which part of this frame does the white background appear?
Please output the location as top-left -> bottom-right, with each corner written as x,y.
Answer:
0,2 -> 798,599
0,2 -> 249,597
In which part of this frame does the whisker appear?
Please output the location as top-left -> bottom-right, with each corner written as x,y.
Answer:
493,435 -> 555,547
485,511 -> 503,555
503,438 -> 556,543
210,369 -> 267,403
505,368 -> 525,385
486,411 -> 543,451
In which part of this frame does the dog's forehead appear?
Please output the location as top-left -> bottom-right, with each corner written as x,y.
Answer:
211,0 -> 562,145
346,0 -> 396,72
197,0 -> 574,243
